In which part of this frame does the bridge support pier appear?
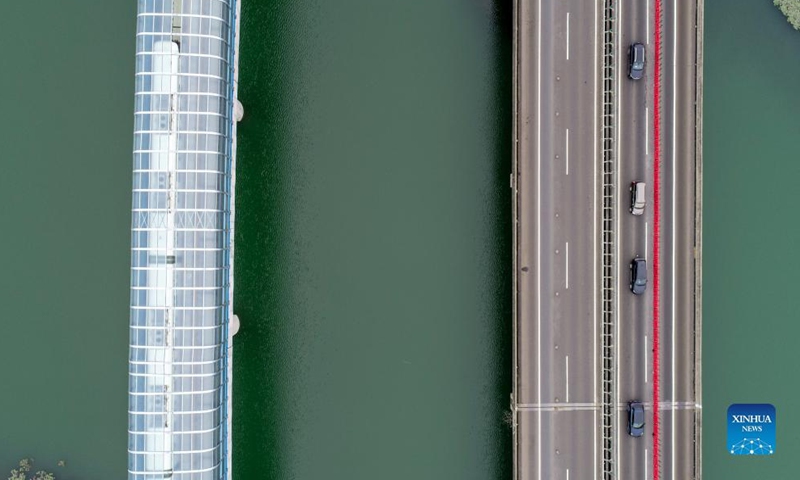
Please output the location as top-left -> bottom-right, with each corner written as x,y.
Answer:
234,100 -> 244,122
231,314 -> 241,336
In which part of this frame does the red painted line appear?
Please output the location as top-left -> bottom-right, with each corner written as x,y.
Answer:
652,0 -> 663,477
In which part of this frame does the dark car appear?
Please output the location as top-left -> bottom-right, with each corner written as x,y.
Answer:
628,43 -> 645,80
630,257 -> 647,295
628,401 -> 645,437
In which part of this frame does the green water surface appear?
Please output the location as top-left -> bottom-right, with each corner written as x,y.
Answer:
702,0 -> 800,476
232,1 -> 512,478
1,0 -> 798,478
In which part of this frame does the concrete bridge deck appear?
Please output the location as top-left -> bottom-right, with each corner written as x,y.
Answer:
511,0 -> 703,478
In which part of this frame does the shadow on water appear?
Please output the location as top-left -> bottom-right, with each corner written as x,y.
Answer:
486,0 -> 514,478
233,1 -> 514,478
231,1 -> 297,479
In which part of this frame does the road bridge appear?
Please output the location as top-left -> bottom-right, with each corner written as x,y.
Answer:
511,0 -> 703,478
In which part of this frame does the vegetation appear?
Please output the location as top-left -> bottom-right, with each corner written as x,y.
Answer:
502,409 -> 514,428
6,459 -> 57,480
775,0 -> 800,30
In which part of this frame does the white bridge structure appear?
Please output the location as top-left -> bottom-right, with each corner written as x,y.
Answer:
128,0 -> 241,478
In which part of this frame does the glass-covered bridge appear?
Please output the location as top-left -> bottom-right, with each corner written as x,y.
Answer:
128,1 -> 240,478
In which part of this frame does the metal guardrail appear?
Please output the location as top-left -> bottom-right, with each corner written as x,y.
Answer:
601,1 -> 618,479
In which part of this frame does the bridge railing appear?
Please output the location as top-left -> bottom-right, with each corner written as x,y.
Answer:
601,1 -> 618,479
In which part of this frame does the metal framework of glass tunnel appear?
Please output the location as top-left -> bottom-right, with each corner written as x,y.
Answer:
128,0 -> 240,478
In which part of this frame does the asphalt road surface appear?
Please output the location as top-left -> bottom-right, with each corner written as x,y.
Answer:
616,0 -> 654,477
513,0 -> 701,478
514,0 -> 602,478
658,0 -> 701,477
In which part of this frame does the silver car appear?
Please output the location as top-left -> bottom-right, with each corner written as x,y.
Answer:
630,182 -> 646,215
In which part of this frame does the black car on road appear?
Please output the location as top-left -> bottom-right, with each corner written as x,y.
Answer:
628,42 -> 645,80
628,401 -> 645,437
630,257 -> 647,295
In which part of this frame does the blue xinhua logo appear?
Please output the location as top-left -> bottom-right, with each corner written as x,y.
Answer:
727,403 -> 776,455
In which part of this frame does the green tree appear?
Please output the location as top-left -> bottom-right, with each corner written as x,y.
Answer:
775,0 -> 800,30
6,459 -> 55,480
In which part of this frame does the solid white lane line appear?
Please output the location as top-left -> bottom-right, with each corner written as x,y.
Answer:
566,355 -> 570,402
653,401 -> 702,410
645,448 -> 649,479
593,0 -> 598,477
566,13 -> 570,60
646,107 -> 649,155
645,335 -> 648,384
517,402 -> 600,409
566,128 -> 570,175
672,2 -> 678,478
647,0 -> 650,44
515,405 -> 602,411
537,0 -> 542,477
645,222 -> 649,261
566,242 -> 570,289
567,469 -> 570,480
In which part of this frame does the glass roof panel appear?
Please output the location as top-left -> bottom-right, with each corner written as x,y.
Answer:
129,1 -> 237,478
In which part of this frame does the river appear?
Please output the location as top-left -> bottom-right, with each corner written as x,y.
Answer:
232,1 -> 512,478
1,0 -> 797,478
